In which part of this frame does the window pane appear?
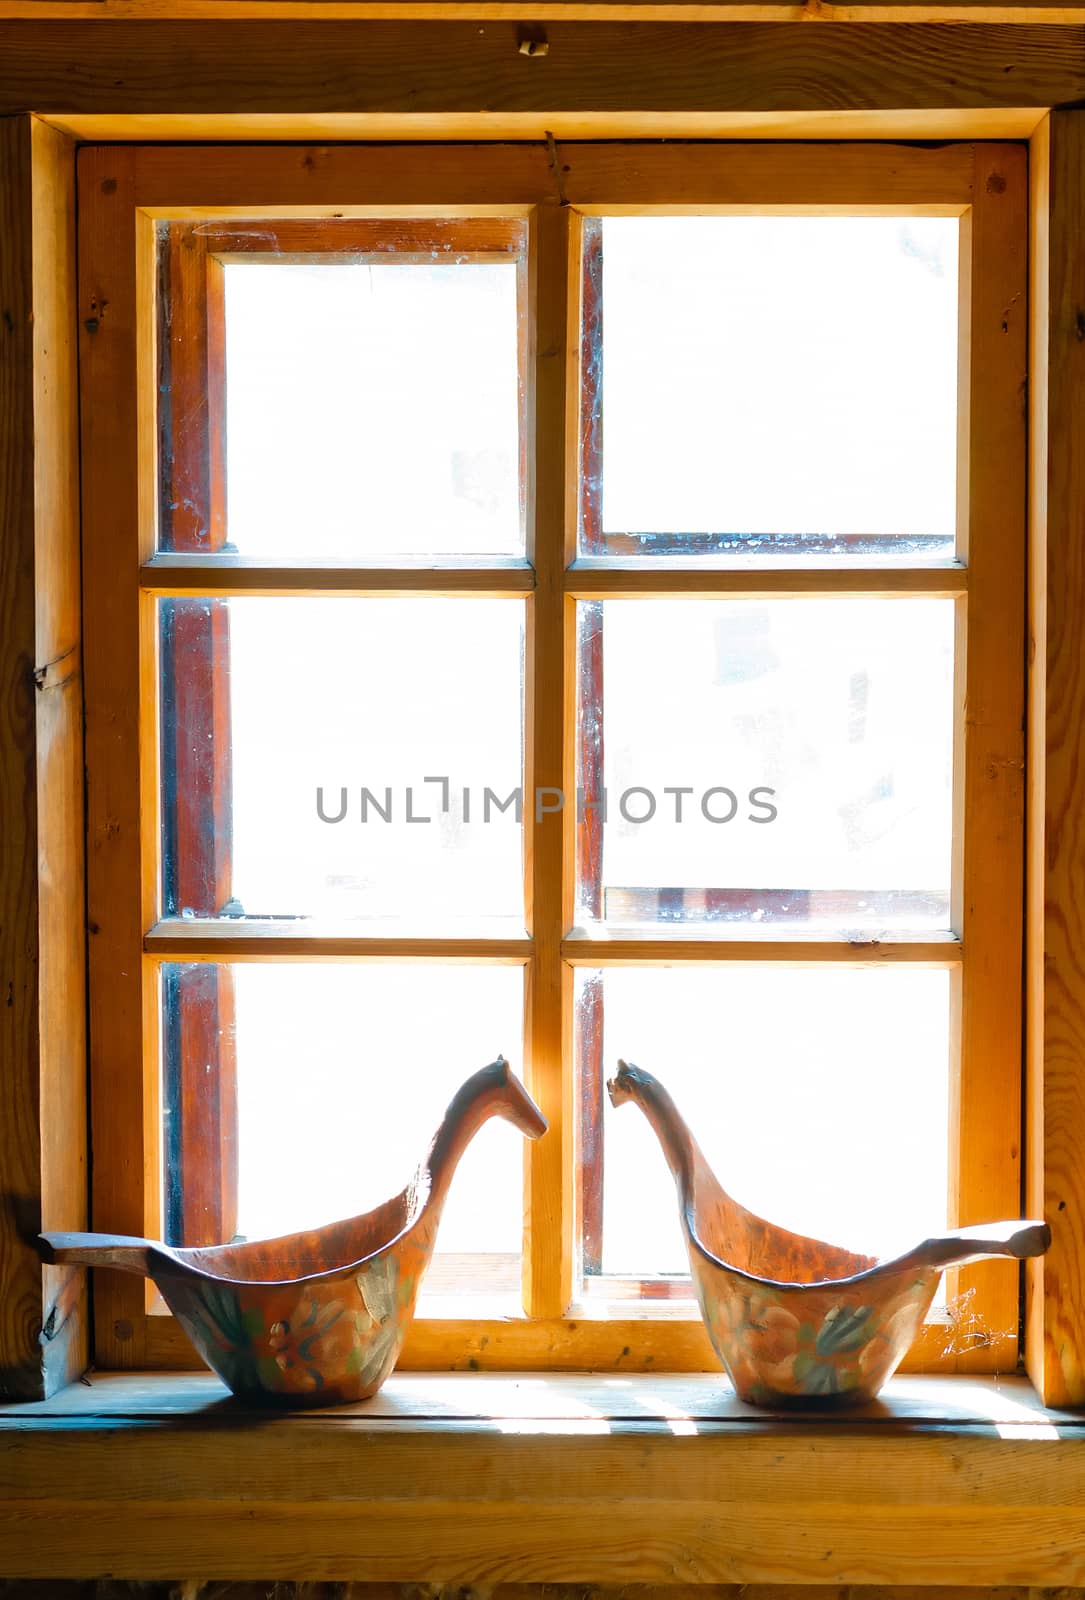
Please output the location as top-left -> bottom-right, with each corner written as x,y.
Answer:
577,597 -> 954,931
161,962 -> 525,1297
583,216 -> 959,558
579,965 -> 950,1281
217,256 -> 523,559
160,597 -> 525,929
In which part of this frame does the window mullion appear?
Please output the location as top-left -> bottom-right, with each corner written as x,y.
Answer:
522,201 -> 578,1320
949,144 -> 1028,1371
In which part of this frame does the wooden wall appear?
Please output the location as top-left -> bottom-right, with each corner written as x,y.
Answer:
0,1587 -> 1075,1600
0,115 -> 87,1400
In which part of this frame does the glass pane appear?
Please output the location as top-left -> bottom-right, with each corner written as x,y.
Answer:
161,962 -> 525,1297
584,216 -> 959,558
160,597 -> 525,929
579,965 -> 950,1281
220,257 -> 523,559
577,597 -> 954,931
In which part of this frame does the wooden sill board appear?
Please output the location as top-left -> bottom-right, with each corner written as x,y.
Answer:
1,1371 -> 1085,1584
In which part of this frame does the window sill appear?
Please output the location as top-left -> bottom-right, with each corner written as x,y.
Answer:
1,1370 -> 1084,1585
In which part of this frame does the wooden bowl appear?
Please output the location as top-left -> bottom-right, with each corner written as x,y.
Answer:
41,1058 -> 546,1406
608,1060 -> 1049,1406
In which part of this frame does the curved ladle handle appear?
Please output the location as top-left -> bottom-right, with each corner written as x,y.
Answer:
900,1218 -> 1051,1274
38,1232 -> 164,1278
424,1057 -> 547,1214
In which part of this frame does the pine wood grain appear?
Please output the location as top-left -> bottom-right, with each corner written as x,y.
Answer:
29,117 -> 87,1402
2,0 -> 1085,17
522,201 -> 577,1318
1026,108 -> 1085,1408
140,557 -> 536,596
41,109 -> 1050,141
0,1501 -> 1081,1587
946,143 -> 1028,1374
0,1586 -> 1051,1600
0,0 -> 1084,17
565,564 -> 969,596
0,115 -> 86,1401
0,1365 -> 1069,1423
0,23 -> 1082,117
0,1375 -> 1083,1583
124,138 -> 980,213
561,935 -> 962,962
0,114 -> 46,1402
78,145 -> 152,1371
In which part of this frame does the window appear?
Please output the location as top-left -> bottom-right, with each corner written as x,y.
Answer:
79,140 -> 1025,1374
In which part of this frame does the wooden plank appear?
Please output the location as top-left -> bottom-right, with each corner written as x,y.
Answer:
0,1366 -> 1071,1425
193,216 -> 525,254
29,117 -> 87,1401
141,559 -> 962,597
0,113 -> 48,1402
41,108 -> 1049,141
1,0 -> 1085,18
566,563 -> 969,596
522,200 -> 577,1319
140,557 -> 536,596
125,138 -> 978,213
561,935 -> 963,964
0,1374 -> 1084,1583
0,114 -> 86,1401
1026,108 -> 1085,1408
144,920 -> 534,960
0,24 -> 1082,117
943,144 -> 1028,1374
79,145 -> 152,1370
1027,110 -> 1053,1415
5,1496 -> 1085,1586
1,0 -> 1084,21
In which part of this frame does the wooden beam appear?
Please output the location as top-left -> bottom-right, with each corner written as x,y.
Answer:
123,138 -> 979,211
41,109 -> 1049,142
78,145 -> 155,1372
0,114 -> 86,1400
1026,107 -> 1085,1407
0,23 -> 1083,117
0,0 -> 1083,21
944,142 -> 1027,1375
0,0 -> 1082,20
1,1366 -> 1072,1422
562,934 -> 962,963
0,1372 -> 1084,1584
522,201 -> 577,1319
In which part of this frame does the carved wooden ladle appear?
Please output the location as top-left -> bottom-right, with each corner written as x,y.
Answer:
608,1060 -> 1050,1406
41,1058 -> 547,1406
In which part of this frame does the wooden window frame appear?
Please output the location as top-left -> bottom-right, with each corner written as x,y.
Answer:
74,138 -> 1027,1377
0,25 -> 1081,1422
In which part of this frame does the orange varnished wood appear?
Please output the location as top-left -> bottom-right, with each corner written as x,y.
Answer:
1026,109 -> 1085,1407
1,25 -> 1083,121
43,1062 -> 546,1405
0,116 -> 87,1399
609,1062 -> 1049,1405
